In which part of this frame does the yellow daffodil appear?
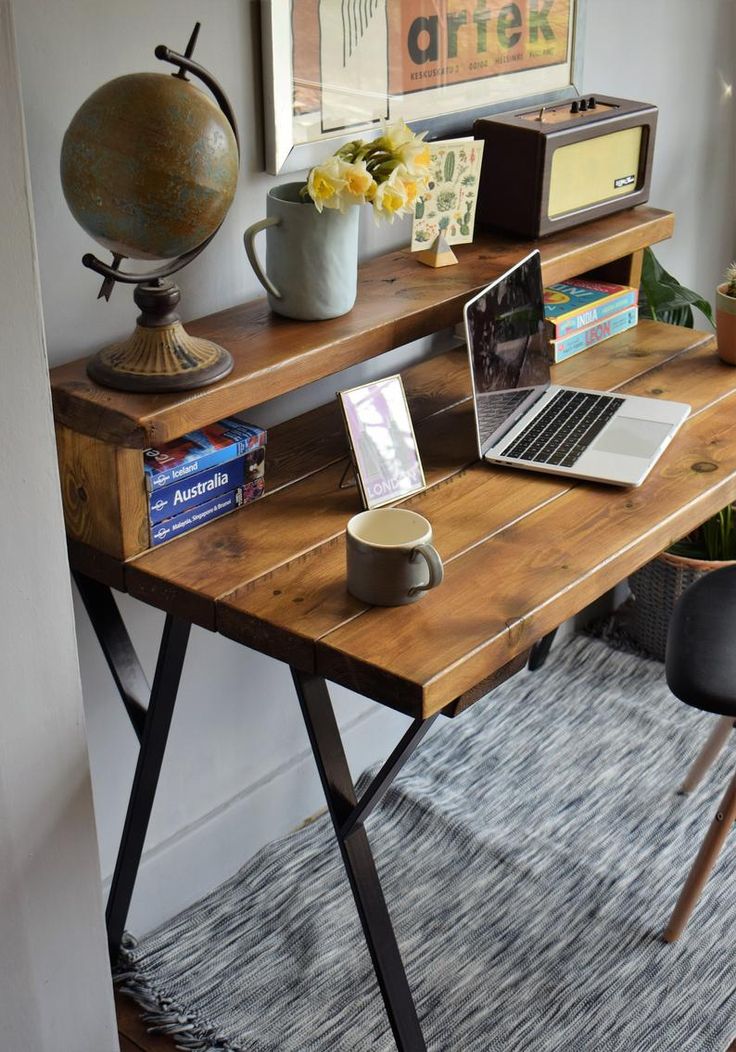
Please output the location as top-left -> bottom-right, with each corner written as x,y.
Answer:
372,169 -> 409,222
377,118 -> 415,152
339,158 -> 376,206
305,120 -> 429,221
307,155 -> 348,212
395,138 -> 431,177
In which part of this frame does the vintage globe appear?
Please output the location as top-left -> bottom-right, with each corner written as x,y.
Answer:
60,71 -> 239,262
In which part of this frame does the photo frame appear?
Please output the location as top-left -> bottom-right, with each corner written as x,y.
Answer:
338,375 -> 426,510
261,0 -> 586,174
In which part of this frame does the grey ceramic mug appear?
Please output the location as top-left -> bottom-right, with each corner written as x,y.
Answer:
346,508 -> 444,607
243,182 -> 359,321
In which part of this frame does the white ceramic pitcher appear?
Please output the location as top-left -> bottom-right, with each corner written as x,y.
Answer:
244,182 -> 360,321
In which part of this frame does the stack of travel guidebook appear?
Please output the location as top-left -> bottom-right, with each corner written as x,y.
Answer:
144,417 -> 266,548
544,278 -> 639,363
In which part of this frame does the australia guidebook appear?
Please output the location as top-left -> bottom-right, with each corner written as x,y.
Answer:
544,279 -> 638,340
149,477 -> 265,548
144,417 -> 266,491
147,446 -> 266,524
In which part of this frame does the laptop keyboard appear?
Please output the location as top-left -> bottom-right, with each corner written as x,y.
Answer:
498,389 -> 624,468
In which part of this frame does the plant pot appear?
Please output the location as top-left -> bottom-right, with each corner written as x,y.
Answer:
628,550 -> 736,660
716,283 -> 736,364
243,182 -> 360,321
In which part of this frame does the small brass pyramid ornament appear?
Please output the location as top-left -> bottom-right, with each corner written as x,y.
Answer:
415,232 -> 458,269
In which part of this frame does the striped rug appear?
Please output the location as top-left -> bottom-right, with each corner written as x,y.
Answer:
116,635 -> 736,1051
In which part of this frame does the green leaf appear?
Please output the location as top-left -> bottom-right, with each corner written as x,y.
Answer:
639,248 -> 714,327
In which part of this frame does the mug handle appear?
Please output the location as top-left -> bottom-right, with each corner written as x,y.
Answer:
408,543 -> 444,596
243,217 -> 282,300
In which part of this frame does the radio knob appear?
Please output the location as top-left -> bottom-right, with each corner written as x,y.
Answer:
579,98 -> 587,111
570,100 -> 579,113
588,95 -> 597,108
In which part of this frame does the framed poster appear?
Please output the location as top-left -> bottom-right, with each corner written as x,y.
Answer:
338,375 -> 426,509
262,0 -> 585,174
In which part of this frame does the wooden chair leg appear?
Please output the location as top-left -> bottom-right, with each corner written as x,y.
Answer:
664,766 -> 736,942
679,715 -> 735,795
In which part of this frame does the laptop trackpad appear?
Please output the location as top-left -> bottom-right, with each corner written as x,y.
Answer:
593,418 -> 672,459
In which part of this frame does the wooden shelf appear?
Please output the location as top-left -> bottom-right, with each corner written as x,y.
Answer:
49,207 -> 674,449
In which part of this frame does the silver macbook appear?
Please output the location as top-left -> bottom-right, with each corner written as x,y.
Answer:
464,250 -> 690,487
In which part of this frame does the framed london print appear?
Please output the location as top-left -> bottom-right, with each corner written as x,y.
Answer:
261,0 -> 585,173
338,376 -> 426,509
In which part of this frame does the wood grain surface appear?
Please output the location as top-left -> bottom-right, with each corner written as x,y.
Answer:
50,208 -> 674,448
126,319 -> 709,630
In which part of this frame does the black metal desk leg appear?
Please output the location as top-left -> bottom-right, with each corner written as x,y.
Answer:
292,669 -> 429,1052
528,627 -> 558,671
105,614 -> 191,960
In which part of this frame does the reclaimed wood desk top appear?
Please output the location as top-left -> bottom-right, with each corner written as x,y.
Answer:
110,319 -> 730,719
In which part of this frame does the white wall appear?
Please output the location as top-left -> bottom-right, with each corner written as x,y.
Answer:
13,0 -> 735,935
0,3 -> 118,1048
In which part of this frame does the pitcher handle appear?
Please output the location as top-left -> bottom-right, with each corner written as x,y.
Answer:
408,543 -> 444,596
243,217 -> 282,300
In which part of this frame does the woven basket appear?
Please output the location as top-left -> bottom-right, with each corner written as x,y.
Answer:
628,551 -> 736,660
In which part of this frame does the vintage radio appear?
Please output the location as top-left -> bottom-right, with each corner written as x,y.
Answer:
473,94 -> 657,238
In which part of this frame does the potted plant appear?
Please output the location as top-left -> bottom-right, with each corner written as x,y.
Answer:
628,507 -> 736,659
716,262 -> 736,364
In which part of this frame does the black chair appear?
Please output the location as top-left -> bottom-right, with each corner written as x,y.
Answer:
664,564 -> 736,942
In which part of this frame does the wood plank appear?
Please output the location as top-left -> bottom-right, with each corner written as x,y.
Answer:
217,335 -> 722,678
49,208 -> 674,448
128,322 -> 709,628
316,388 -> 736,717
55,424 -> 147,560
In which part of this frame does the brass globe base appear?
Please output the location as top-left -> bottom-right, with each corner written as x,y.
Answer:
86,319 -> 233,393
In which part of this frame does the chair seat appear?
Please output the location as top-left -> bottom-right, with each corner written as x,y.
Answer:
665,564 -> 736,717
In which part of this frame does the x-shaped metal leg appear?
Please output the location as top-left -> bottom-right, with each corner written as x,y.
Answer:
74,572 -> 191,961
292,669 -> 438,1052
75,570 -> 435,1050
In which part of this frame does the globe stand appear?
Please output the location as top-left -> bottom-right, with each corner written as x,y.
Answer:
86,280 -> 233,393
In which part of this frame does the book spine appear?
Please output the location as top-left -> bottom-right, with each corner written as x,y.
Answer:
148,452 -> 265,524
149,477 -> 265,548
146,432 -> 266,492
553,307 -> 639,363
552,289 -> 638,340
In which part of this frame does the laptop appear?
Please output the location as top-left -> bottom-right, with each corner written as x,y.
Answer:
464,250 -> 690,487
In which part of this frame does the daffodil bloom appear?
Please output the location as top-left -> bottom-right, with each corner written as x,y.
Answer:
393,164 -> 428,210
307,155 -> 348,212
305,120 -> 429,220
376,118 -> 415,152
339,158 -> 376,206
372,169 -> 409,222
395,138 -> 431,176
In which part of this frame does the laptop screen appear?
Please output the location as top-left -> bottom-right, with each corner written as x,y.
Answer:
465,250 -> 551,456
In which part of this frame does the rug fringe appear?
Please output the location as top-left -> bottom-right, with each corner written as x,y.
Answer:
115,935 -> 241,1052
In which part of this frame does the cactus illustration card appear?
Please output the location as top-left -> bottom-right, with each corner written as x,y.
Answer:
411,139 -> 484,251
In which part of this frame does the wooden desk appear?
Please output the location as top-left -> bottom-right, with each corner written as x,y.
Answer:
50,209 -> 735,1052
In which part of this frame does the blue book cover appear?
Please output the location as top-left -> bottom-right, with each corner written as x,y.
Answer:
149,477 -> 265,548
148,447 -> 266,524
544,280 -> 638,339
144,417 -> 267,491
553,306 -> 639,363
